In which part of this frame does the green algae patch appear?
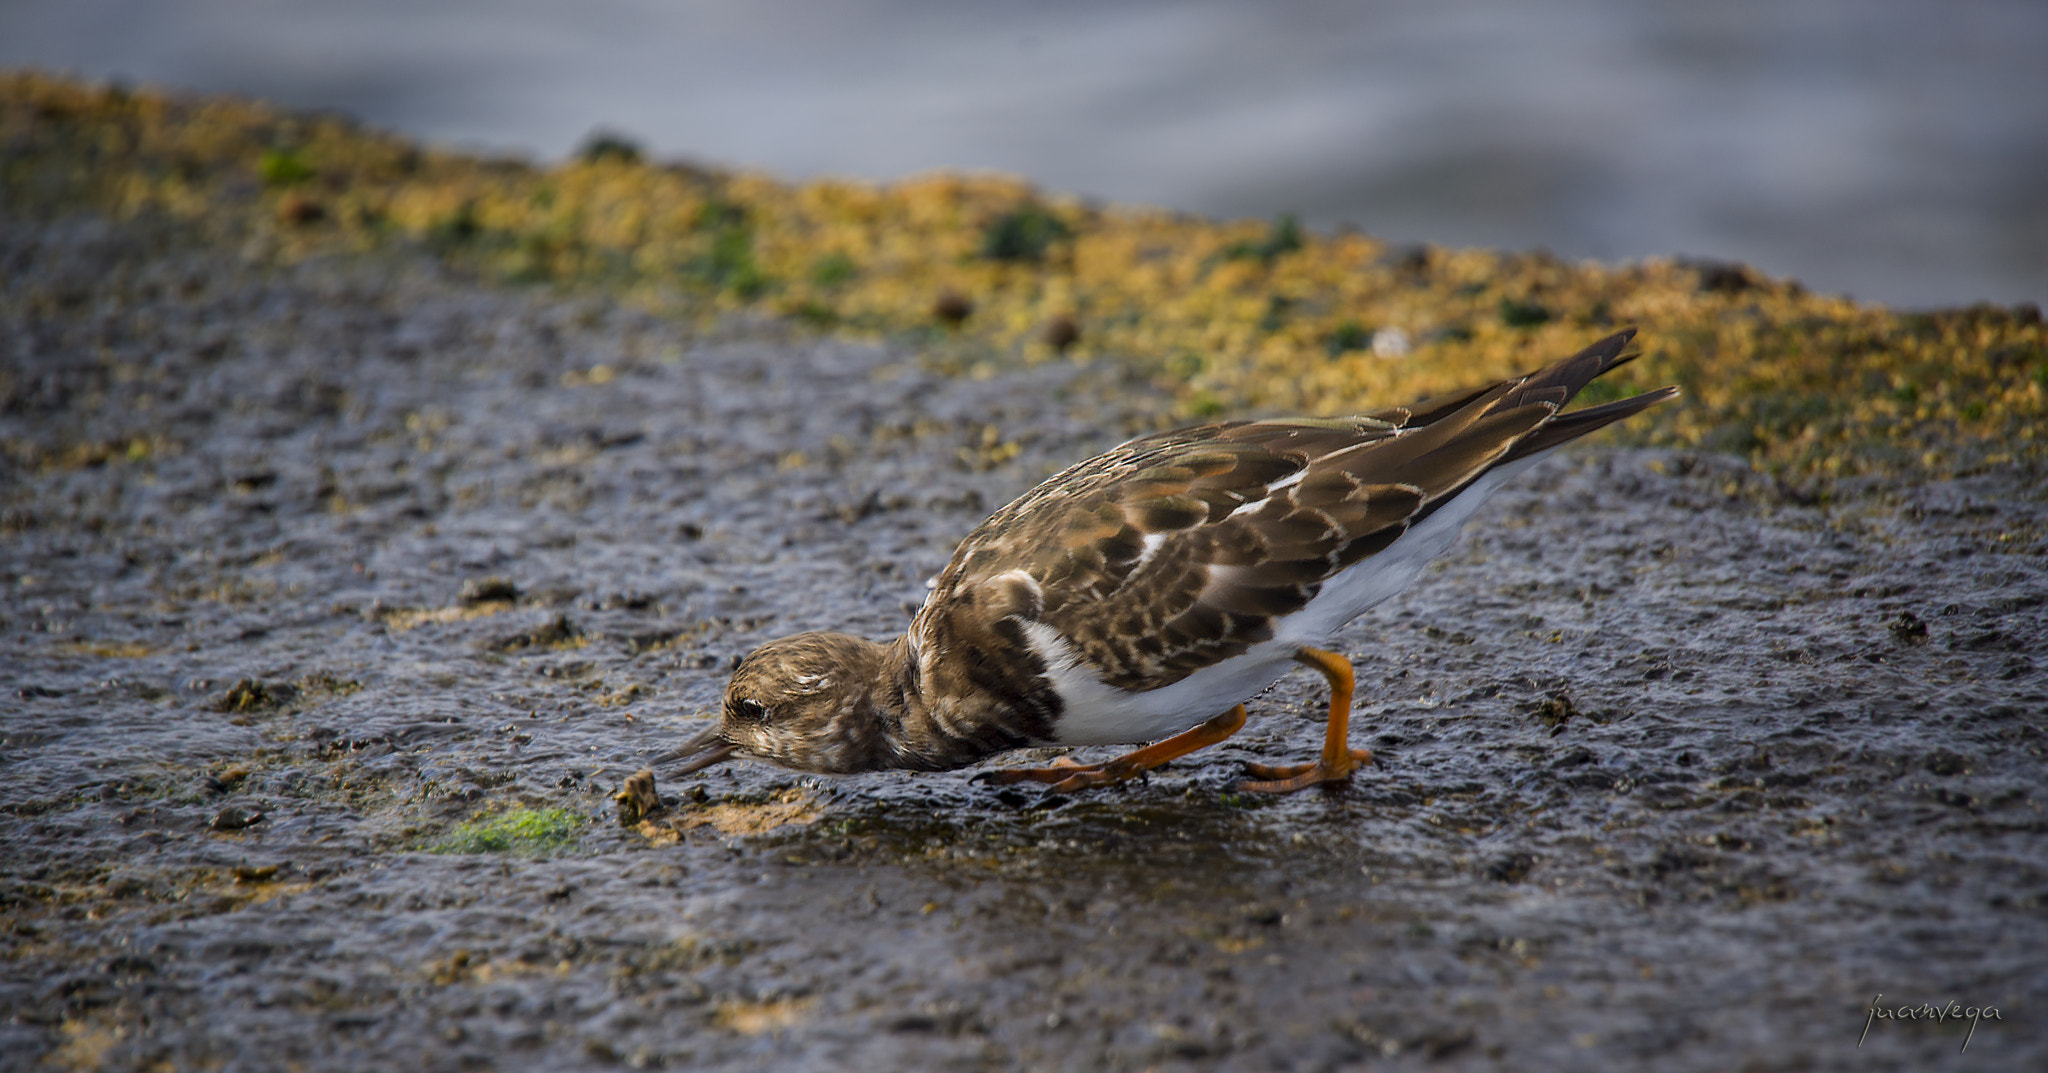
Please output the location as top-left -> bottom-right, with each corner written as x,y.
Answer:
4,71 -> 2041,490
432,808 -> 589,857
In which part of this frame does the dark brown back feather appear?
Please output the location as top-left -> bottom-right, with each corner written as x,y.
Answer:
911,329 -> 1674,696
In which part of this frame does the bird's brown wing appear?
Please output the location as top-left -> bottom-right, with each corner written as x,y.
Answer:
914,329 -> 1675,694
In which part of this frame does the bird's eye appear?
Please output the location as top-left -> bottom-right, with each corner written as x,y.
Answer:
732,698 -> 769,723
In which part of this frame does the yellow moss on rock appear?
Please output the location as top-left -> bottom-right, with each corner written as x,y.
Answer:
4,71 -> 2042,487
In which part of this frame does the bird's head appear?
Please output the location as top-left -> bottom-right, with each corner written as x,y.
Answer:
668,631 -> 896,776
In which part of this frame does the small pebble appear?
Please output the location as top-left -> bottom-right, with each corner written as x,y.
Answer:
210,807 -> 265,831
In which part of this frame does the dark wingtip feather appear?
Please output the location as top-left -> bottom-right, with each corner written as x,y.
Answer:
1369,327 -> 1643,429
1502,383 -> 1680,463
1504,328 -> 1642,410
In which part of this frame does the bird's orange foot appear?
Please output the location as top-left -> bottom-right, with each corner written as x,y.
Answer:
977,707 -> 1252,793
1237,748 -> 1375,794
978,756 -> 1145,793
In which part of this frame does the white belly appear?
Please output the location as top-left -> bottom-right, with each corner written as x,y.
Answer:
1026,624 -> 1304,745
1031,458 -> 1537,746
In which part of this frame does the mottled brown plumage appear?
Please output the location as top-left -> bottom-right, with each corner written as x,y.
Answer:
672,329 -> 1677,792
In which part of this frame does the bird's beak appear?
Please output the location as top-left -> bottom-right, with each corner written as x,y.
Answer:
659,720 -> 736,775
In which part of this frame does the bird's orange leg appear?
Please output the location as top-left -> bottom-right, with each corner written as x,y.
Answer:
1238,647 -> 1374,793
981,705 -> 1249,792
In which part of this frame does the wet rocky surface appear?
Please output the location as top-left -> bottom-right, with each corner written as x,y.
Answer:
4,214 -> 2046,1071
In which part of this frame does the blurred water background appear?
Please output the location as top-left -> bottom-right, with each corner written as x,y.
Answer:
3,0 -> 2043,309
